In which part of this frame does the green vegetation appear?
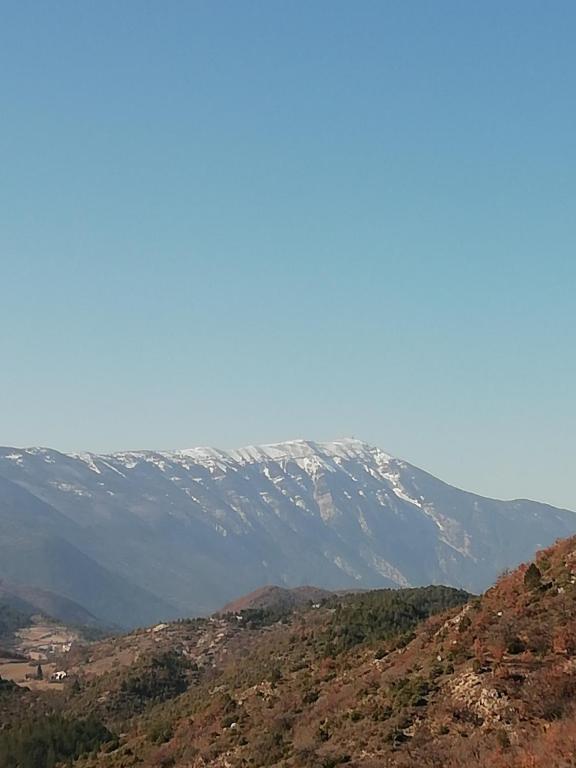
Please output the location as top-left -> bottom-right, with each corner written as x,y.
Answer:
524,562 -> 542,590
0,601 -> 31,642
75,625 -> 112,642
3,540 -> 576,768
389,675 -> 432,707
0,675 -> 19,694
325,585 -> 471,653
147,717 -> 174,744
0,715 -> 114,768
112,651 -> 191,715
231,605 -> 293,629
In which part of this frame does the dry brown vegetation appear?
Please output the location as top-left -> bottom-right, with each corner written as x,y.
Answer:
6,537 -> 576,767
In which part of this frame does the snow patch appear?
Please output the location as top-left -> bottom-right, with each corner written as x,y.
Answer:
332,556 -> 362,580
3,453 -> 23,463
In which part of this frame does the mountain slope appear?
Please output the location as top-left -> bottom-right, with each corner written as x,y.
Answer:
6,540 -> 576,767
65,537 -> 576,768
219,585 -> 335,615
0,439 -> 574,625
0,475 -> 178,628
0,581 -> 100,629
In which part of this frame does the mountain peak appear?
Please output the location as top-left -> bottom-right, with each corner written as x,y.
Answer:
1,439 -> 575,627
225,437 -> 383,464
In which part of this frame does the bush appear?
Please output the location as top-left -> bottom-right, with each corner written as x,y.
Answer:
524,563 -> 542,590
429,662 -> 444,679
390,676 -> 431,708
523,671 -> 576,720
303,689 -> 319,704
250,729 -> 287,765
506,636 -> 526,655
148,718 -> 174,744
495,729 -> 511,749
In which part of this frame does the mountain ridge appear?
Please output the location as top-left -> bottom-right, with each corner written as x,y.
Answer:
0,438 -> 574,627
0,580 -> 101,630
6,436 -> 573,507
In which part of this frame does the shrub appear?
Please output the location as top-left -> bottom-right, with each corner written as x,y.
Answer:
303,689 -> 319,704
429,662 -> 444,679
524,563 -> 542,590
523,671 -> 576,720
390,676 -> 431,708
250,729 -> 287,765
148,718 -> 174,744
506,636 -> 526,655
495,729 -> 511,749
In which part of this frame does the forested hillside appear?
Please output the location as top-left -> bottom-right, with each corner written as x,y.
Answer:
6,537 -> 576,766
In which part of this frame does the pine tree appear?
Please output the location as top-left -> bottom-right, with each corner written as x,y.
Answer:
46,744 -> 56,768
524,563 -> 542,590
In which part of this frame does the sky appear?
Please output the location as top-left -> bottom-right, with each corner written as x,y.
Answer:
1,1 -> 575,509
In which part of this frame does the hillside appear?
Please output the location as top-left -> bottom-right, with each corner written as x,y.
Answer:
0,582 -> 101,630
1,439 -> 574,625
0,474 -> 179,628
3,537 -> 576,766
0,583 -> 471,767
219,585 -> 335,614
105,533 -> 576,768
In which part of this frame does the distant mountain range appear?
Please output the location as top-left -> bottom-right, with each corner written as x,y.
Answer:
0,438 -> 574,627
0,580 -> 100,630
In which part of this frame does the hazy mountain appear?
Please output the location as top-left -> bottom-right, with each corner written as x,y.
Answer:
0,474 -> 178,628
0,580 -> 101,629
0,439 -> 574,627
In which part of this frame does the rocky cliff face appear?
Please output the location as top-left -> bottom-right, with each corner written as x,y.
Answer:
0,438 -> 574,626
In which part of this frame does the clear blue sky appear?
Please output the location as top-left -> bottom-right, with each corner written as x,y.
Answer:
1,1 -> 575,509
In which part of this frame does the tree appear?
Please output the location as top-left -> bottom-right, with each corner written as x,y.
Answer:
524,563 -> 542,590
36,664 -> 43,680
45,744 -> 56,768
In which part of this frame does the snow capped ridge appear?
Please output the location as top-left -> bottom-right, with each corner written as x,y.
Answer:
1,439 -> 575,621
67,438 -> 393,469
181,437 -> 391,465
157,438 -> 376,465
230,439 -> 322,464
227,437 -> 381,465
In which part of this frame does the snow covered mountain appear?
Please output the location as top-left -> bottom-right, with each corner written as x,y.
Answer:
0,438 -> 574,627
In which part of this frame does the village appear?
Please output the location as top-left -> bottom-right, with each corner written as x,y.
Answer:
0,621 -> 79,691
